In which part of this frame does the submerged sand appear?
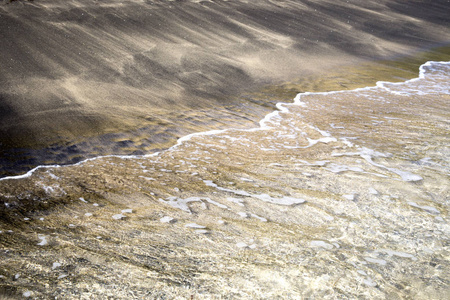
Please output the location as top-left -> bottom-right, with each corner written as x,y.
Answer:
1,0 -> 450,176
0,60 -> 448,299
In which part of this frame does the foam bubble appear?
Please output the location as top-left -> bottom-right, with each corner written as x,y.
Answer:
37,235 -> 48,246
310,240 -> 334,250
185,223 -> 206,229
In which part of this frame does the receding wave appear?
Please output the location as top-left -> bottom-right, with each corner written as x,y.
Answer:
0,61 -> 449,299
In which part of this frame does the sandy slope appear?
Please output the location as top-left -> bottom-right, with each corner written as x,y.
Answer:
0,0 -> 449,170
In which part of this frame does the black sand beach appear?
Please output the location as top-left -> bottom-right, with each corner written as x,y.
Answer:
1,1 -> 450,299
1,0 -> 449,176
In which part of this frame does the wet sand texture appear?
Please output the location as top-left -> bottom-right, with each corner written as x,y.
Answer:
1,0 -> 450,173
0,61 -> 448,299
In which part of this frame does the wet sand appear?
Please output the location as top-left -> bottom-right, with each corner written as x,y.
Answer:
1,1 -> 450,297
0,60 -> 448,299
1,0 -> 450,176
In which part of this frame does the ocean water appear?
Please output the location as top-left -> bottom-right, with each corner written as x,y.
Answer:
0,62 -> 449,298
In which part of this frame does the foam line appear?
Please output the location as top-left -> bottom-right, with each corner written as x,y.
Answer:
1,61 -> 448,182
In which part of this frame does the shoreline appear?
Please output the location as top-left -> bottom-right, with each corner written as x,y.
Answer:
1,2 -> 450,298
0,59 -> 448,299
1,44 -> 450,178
1,0 -> 450,176
0,53 -> 448,183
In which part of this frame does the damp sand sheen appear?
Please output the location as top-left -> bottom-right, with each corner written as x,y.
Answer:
0,62 -> 449,298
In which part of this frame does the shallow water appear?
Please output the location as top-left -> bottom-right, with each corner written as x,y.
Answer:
0,62 -> 449,299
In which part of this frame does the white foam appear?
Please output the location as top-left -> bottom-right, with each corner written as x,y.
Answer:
435,216 -> 444,222
185,223 -> 206,229
37,182 -> 66,196
364,257 -> 387,266
363,277 -> 377,287
174,129 -> 227,148
226,197 -> 245,206
310,240 -> 334,250
377,249 -> 417,261
52,262 -> 62,269
23,291 -> 32,298
0,153 -> 151,182
389,169 -> 423,182
160,216 -> 175,223
296,160 -> 328,166
254,194 -> 306,206
236,242 -> 248,248
240,177 -> 254,182
139,176 -> 156,181
340,137 -> 357,147
0,164 -> 61,182
237,212 -> 248,218
204,180 -> 307,206
378,61 -> 450,95
342,194 -> 355,201
408,201 -> 440,214
1,61 -> 447,186
357,270 -> 367,276
37,235 -> 48,246
330,123 -> 345,129
333,147 -> 423,182
160,196 -> 227,213
112,214 -> 126,220
305,137 -> 337,148
203,198 -> 228,209
160,196 -> 202,213
250,213 -> 268,222
324,215 -> 334,221
203,180 -> 251,197
368,188 -> 378,195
